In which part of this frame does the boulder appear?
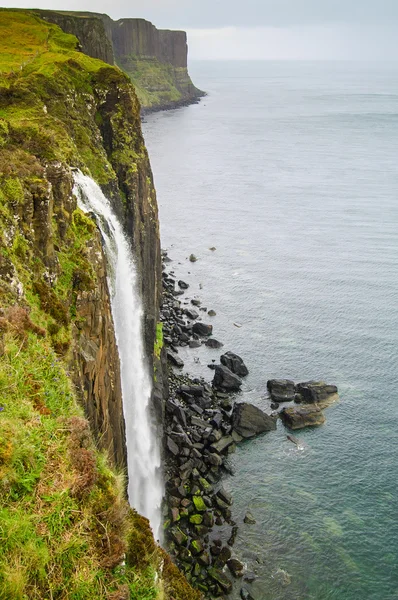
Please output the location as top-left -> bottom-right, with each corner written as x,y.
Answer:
189,254 -> 197,262
208,568 -> 233,593
232,403 -> 277,438
185,308 -> 199,320
221,352 -> 249,377
208,309 -> 217,317
240,587 -> 255,600
210,435 -> 234,454
178,280 -> 189,289
189,340 -> 201,348
213,365 -> 242,391
166,436 -> 179,457
244,511 -> 256,525
227,558 -> 245,578
205,338 -> 224,349
296,381 -> 339,405
167,351 -> 184,369
192,322 -> 213,337
267,379 -> 296,402
280,405 -> 326,429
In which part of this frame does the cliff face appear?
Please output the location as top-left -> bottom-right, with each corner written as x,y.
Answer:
0,10 -> 200,599
32,9 -> 204,111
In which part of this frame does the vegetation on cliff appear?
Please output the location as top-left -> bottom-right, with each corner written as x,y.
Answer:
0,10 -> 199,600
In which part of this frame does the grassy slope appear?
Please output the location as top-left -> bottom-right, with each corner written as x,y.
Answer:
0,10 -> 200,600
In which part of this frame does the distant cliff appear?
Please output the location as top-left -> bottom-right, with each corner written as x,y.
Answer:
35,10 -> 204,111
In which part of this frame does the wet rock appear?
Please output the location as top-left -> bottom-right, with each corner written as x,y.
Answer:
185,308 -> 199,320
189,340 -> 201,348
228,525 -> 238,546
205,338 -> 224,349
198,551 -> 211,567
227,558 -> 245,578
217,487 -> 233,506
208,568 -> 233,593
240,587 -> 255,600
167,351 -> 184,369
213,365 -> 242,391
232,403 -> 277,438
190,539 -> 204,555
208,309 -> 217,317
267,379 -> 296,402
192,322 -> 213,336
189,254 -> 197,262
220,351 -> 249,377
244,511 -> 256,524
296,381 -> 339,405
191,298 -> 201,306
210,435 -> 234,454
280,404 -> 326,429
178,280 -> 189,289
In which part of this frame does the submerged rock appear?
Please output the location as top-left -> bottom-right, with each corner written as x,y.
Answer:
205,338 -> 224,349
221,351 -> 249,377
243,511 -> 256,525
232,402 -> 276,438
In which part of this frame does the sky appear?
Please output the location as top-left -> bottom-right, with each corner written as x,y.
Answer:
2,0 -> 398,60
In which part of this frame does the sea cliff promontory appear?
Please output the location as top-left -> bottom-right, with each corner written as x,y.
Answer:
33,9 -> 204,111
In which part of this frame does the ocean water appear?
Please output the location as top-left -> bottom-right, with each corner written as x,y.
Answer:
142,61 -> 398,599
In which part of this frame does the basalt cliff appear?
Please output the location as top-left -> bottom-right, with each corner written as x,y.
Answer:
0,9 -> 199,599
33,9 -> 204,111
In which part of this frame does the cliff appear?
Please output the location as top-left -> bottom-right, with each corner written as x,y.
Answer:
33,10 -> 204,111
0,10 -> 198,599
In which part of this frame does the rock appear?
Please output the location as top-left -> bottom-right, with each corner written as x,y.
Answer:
189,254 -> 197,262
189,340 -> 201,348
191,298 -> 201,306
166,436 -> 179,456
185,308 -> 199,320
205,338 -> 224,349
296,381 -> 339,405
217,487 -> 233,506
227,558 -> 245,578
167,351 -> 184,369
178,280 -> 189,289
210,435 -> 234,454
192,496 -> 207,512
220,352 -> 249,377
232,403 -> 277,438
240,587 -> 255,600
205,451 -> 223,467
280,405 -> 326,429
192,322 -> 213,337
244,511 -> 256,524
190,539 -> 204,555
171,507 -> 180,522
213,365 -> 242,392
198,551 -> 211,567
267,379 -> 296,402
208,568 -> 233,593
208,309 -> 216,317
209,247 -> 216,251
170,527 -> 188,546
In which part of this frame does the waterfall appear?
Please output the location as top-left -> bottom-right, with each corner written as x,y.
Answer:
73,172 -> 162,540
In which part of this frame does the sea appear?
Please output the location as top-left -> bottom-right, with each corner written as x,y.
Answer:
142,61 -> 398,600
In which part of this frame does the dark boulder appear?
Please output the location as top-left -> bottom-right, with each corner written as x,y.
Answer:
232,403 -> 277,438
213,365 -> 242,392
167,351 -> 184,369
208,568 -> 233,593
296,381 -> 339,405
227,558 -> 245,578
267,379 -> 296,402
192,322 -> 213,337
280,405 -> 326,429
240,587 -> 255,600
178,280 -> 189,289
205,338 -> 224,349
185,308 -> 199,320
221,351 -> 249,377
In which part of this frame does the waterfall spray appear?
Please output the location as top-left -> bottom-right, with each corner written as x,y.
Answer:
73,172 -> 162,540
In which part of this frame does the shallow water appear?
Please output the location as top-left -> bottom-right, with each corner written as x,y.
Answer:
143,61 -> 398,599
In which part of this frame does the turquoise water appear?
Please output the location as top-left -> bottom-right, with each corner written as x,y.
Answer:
142,61 -> 398,599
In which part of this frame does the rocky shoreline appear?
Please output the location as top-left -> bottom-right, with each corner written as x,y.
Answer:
160,251 -> 339,599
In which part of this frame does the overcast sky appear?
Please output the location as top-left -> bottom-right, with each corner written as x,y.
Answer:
2,0 -> 398,59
